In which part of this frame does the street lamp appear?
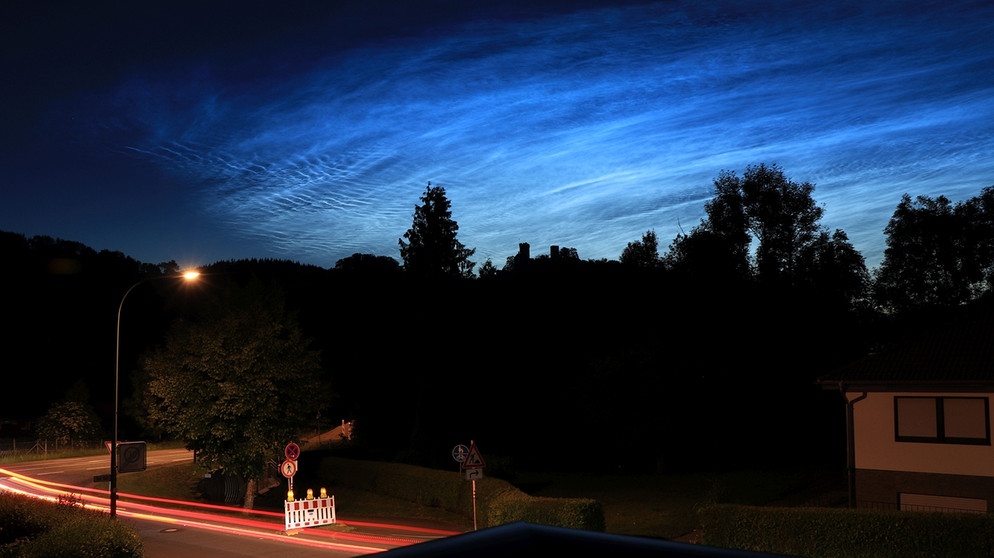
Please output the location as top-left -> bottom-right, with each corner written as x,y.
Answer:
111,270 -> 199,519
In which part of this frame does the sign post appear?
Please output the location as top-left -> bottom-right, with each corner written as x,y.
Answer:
284,442 -> 300,496
452,440 -> 486,530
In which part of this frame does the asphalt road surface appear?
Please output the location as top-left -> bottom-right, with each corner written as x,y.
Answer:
0,448 -> 459,557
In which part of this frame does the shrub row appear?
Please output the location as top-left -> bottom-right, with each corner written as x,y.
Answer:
699,503 -> 994,558
0,492 -> 143,557
316,456 -> 605,531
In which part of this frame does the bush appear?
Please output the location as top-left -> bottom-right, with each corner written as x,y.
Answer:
317,456 -> 604,531
698,503 -> 994,558
0,491 -> 48,546
0,492 -> 143,558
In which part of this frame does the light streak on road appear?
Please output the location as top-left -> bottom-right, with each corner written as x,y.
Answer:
0,467 -> 458,554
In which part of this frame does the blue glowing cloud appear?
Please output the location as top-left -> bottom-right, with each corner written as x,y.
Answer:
3,0 -> 992,269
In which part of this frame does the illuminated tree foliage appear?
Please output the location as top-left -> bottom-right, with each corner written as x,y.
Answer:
35,401 -> 100,449
399,183 -> 476,279
140,278 -> 323,509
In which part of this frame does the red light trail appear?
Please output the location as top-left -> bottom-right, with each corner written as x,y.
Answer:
0,467 -> 461,554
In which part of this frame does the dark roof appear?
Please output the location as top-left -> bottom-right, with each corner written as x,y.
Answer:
818,316 -> 994,391
373,522 -> 794,557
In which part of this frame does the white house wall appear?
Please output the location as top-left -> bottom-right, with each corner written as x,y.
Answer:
852,391 -> 994,477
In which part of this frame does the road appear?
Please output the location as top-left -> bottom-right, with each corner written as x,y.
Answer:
0,448 -> 462,557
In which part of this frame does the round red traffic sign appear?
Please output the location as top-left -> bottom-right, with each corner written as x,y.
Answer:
285,442 -> 300,461
281,459 -> 298,478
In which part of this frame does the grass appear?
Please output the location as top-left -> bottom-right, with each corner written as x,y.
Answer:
513,467 -> 838,540
3,446 -> 842,540
119,461 -> 840,540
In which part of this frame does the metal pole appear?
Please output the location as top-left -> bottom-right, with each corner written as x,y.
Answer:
112,279 -> 147,519
472,478 -> 477,531
111,272 -> 198,519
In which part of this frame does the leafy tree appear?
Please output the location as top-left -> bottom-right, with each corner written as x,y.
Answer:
620,230 -> 660,269
333,253 -> 400,275
738,163 -> 824,284
664,229 -> 750,283
797,229 -> 871,309
665,164 -> 858,292
701,169 -> 753,276
503,255 -> 518,272
960,185 -> 994,291
35,380 -> 101,449
874,191 -> 994,312
35,401 -> 100,449
398,183 -> 476,278
554,246 -> 579,261
664,170 -> 752,281
140,278 -> 324,509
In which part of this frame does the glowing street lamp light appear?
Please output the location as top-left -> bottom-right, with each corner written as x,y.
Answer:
111,270 -> 199,519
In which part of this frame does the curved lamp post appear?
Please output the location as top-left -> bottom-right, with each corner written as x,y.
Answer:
111,270 -> 199,519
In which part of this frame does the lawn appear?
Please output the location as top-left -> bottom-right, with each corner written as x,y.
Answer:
513,467 -> 841,540
117,460 -> 842,540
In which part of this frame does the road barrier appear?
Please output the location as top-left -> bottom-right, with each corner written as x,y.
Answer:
285,493 -> 336,531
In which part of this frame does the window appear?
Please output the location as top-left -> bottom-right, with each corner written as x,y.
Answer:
894,396 -> 990,445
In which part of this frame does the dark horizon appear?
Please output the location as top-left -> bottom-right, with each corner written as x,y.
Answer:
13,228 -> 992,474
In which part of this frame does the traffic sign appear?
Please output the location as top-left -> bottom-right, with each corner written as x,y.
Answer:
281,459 -> 298,478
462,442 -> 486,469
118,441 -> 147,473
452,444 -> 469,463
285,442 -> 301,461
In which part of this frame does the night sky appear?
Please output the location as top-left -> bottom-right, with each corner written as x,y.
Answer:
3,0 -> 992,271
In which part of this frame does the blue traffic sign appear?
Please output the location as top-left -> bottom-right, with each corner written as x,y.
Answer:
285,442 -> 301,461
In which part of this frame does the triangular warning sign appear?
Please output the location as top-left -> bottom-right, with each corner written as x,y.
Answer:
462,442 -> 486,469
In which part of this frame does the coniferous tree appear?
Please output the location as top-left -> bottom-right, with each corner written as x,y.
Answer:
398,183 -> 476,278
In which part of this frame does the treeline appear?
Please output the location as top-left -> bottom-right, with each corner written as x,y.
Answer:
2,164 -> 993,474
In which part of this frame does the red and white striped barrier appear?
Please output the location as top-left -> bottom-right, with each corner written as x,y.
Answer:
284,495 -> 336,530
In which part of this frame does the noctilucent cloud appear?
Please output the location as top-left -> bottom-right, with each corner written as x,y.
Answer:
3,0 -> 992,271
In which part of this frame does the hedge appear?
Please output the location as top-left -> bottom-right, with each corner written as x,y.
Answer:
316,456 -> 605,531
698,503 -> 994,558
0,492 -> 143,557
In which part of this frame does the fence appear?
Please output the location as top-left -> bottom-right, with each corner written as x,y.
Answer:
0,439 -> 106,459
862,499 -> 989,515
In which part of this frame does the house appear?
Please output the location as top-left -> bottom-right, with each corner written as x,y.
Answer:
818,315 -> 994,513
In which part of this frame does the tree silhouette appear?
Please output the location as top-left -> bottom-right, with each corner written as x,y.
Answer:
333,252 -> 401,275
664,164 -> 865,298
620,230 -> 660,269
797,229 -> 871,310
398,183 -> 476,279
874,190 -> 994,313
664,169 -> 752,281
739,163 -> 824,284
478,257 -> 499,278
